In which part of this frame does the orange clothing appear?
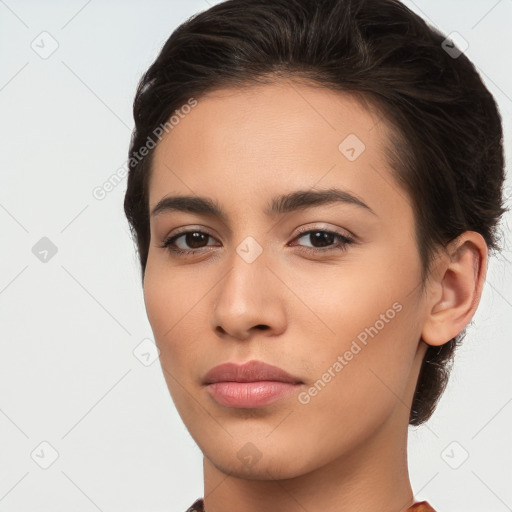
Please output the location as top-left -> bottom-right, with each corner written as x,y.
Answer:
408,502 -> 436,511
186,498 -> 436,511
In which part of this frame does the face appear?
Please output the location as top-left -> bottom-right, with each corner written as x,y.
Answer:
144,80 -> 429,480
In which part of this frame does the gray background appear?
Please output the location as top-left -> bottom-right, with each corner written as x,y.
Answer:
0,1 -> 511,511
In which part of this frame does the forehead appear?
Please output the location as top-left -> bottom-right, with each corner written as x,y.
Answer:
149,80 -> 411,222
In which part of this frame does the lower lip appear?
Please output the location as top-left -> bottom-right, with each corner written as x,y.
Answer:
206,381 -> 300,408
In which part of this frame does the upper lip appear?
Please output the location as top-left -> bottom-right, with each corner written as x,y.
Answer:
203,360 -> 303,385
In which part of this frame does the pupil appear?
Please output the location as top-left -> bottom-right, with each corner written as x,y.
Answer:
311,231 -> 334,247
187,232 -> 207,249
183,231 -> 335,250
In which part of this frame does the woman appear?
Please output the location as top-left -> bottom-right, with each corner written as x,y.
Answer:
123,0 -> 508,510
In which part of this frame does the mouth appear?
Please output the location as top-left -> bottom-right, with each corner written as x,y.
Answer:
202,360 -> 304,409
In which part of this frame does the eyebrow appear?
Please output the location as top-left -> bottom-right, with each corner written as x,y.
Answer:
150,187 -> 377,221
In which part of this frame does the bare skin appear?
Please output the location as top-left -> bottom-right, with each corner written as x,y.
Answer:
143,79 -> 488,512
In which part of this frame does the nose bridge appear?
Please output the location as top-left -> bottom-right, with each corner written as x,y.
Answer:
210,231 -> 285,338
217,234 -> 270,311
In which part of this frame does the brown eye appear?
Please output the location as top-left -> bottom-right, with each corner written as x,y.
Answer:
161,230 -> 218,255
291,228 -> 354,253
160,227 -> 355,257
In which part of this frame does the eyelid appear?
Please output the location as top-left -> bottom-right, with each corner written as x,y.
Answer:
161,223 -> 356,257
165,225 -> 217,239
164,223 -> 354,244
292,223 -> 355,241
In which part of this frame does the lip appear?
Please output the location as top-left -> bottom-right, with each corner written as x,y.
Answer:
203,360 -> 303,385
203,360 -> 303,408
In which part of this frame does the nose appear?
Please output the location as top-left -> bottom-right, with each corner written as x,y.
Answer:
210,248 -> 287,341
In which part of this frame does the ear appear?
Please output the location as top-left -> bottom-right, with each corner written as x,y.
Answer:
421,231 -> 488,347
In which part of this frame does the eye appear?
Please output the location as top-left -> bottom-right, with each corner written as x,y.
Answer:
290,227 -> 354,253
160,226 -> 354,256
160,230 -> 219,255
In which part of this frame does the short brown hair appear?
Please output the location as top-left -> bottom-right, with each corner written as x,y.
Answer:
124,0 -> 508,425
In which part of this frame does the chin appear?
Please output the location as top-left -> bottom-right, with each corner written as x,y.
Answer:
202,437 -> 321,481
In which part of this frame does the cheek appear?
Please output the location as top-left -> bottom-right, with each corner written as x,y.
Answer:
143,264 -> 194,368
143,260 -> 218,383
294,255 -> 422,407
144,256 -> 201,338
143,267 -> 208,419
290,255 -> 412,346
290,300 -> 420,463
143,267 -> 173,342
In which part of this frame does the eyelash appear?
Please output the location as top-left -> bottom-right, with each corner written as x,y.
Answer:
160,226 -> 354,256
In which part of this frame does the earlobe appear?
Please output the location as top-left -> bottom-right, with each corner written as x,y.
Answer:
421,232 -> 488,347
